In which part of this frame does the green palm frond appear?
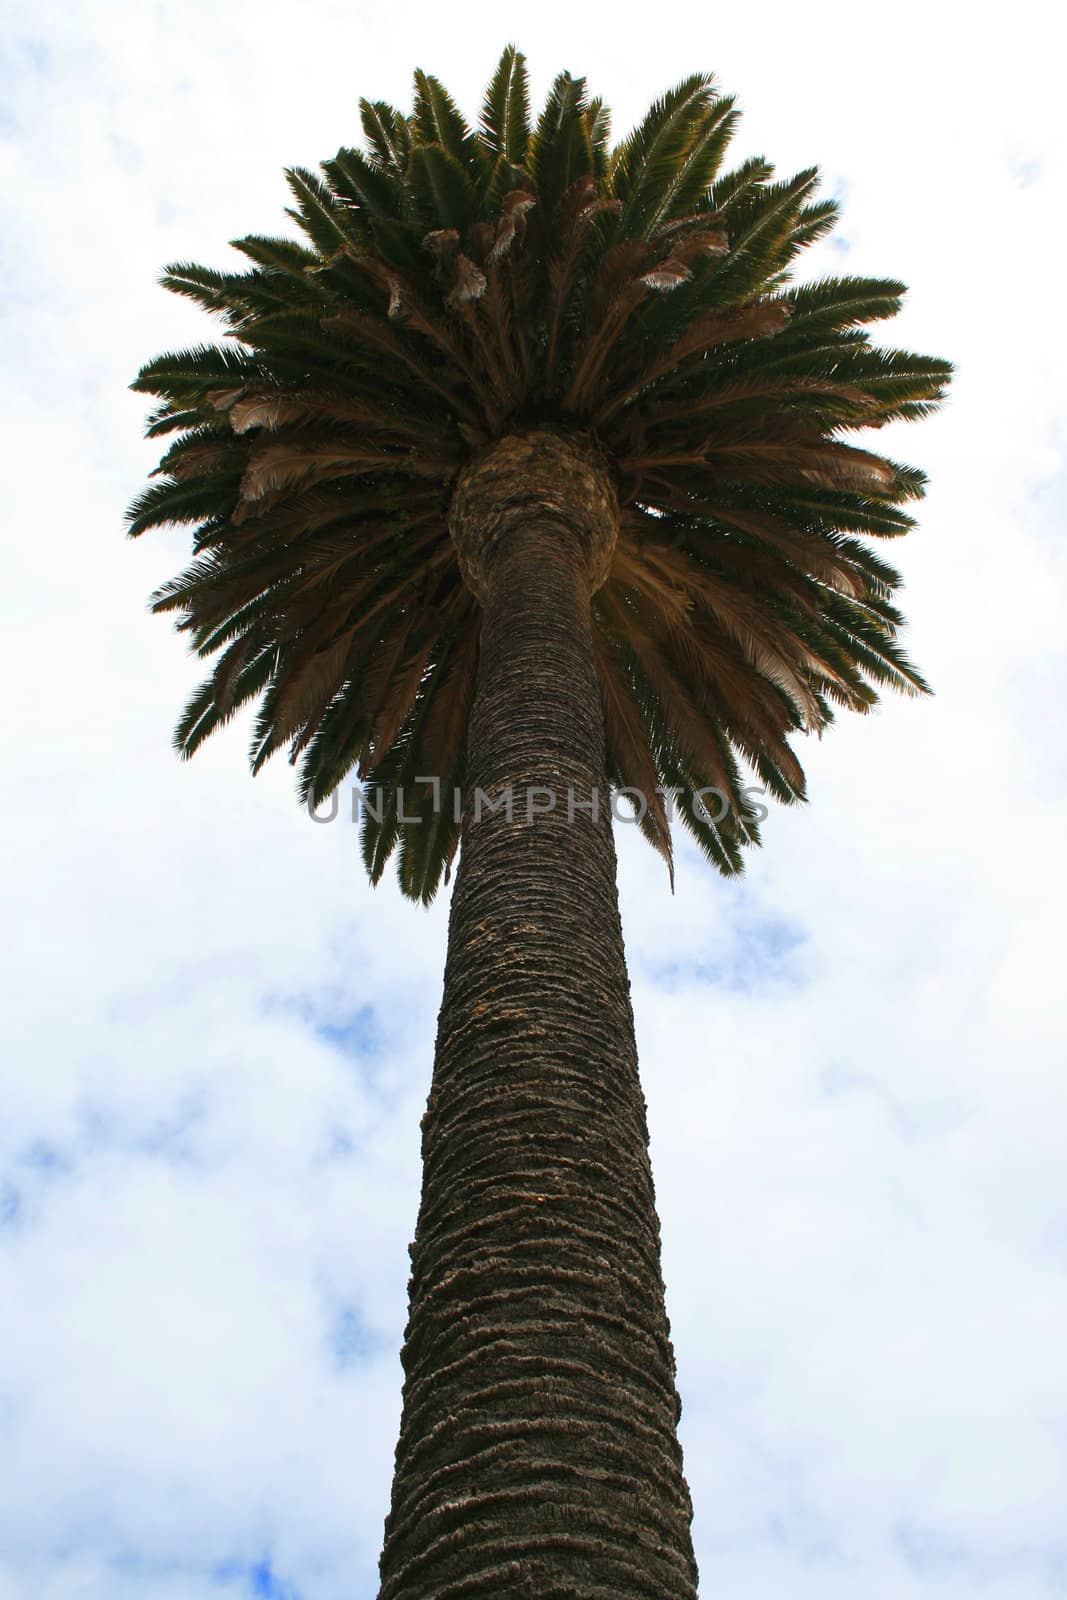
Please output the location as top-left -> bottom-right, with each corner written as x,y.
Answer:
529,72 -> 594,217
412,70 -> 476,167
359,99 -> 412,173
480,44 -> 530,167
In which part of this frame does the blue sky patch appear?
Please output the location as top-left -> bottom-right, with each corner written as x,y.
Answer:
645,913 -> 808,992
330,1303 -> 381,1369
214,1556 -> 302,1599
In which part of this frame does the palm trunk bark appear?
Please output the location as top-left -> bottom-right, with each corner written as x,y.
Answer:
378,432 -> 698,1599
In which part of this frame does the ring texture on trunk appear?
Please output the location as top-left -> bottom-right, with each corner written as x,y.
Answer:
449,430 -> 620,602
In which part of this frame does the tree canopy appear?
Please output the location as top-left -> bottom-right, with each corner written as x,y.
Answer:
129,46 -> 951,901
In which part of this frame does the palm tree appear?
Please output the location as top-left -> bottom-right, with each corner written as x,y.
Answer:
128,47 -> 950,1598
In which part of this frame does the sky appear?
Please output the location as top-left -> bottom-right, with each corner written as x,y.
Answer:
1,1 -> 1065,1596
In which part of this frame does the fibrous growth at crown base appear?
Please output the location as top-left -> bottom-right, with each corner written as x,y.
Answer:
128,47 -> 951,901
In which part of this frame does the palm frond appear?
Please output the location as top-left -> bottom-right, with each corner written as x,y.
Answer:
479,46 -> 530,168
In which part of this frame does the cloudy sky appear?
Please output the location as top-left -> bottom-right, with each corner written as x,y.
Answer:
2,2 -> 1065,1596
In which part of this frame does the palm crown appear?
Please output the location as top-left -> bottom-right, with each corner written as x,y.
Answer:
129,46 -> 950,902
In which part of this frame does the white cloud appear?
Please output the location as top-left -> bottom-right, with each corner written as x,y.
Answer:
1,2 -> 1065,1596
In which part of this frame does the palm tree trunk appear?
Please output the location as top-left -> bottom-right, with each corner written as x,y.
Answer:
378,431 -> 698,1600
